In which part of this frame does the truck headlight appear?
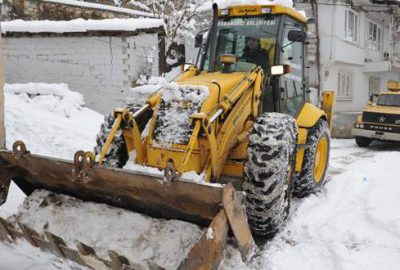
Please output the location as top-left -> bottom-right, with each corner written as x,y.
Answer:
261,7 -> 271,14
221,9 -> 229,16
360,124 -> 364,129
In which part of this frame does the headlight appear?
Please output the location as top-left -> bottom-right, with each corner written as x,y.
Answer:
360,124 -> 364,128
221,9 -> 229,16
261,7 -> 271,14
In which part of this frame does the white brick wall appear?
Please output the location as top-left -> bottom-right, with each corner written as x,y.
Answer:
3,33 -> 159,113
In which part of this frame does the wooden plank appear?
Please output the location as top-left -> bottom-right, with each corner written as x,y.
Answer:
178,210 -> 229,270
0,150 -> 223,227
222,183 -> 258,262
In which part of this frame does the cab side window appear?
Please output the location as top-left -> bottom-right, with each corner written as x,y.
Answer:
280,23 -> 305,116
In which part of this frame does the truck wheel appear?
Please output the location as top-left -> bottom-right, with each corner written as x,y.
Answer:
355,136 -> 372,147
243,113 -> 298,238
293,119 -> 330,198
94,103 -> 151,168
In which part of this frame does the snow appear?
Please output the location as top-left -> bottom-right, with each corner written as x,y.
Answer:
43,0 -> 153,17
206,228 -> 214,240
3,83 -> 103,158
128,0 -> 150,11
220,140 -> 400,270
153,83 -> 209,146
1,18 -> 164,34
17,190 -> 203,270
1,82 -> 400,269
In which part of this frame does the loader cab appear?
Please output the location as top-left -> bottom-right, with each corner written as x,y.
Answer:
198,5 -> 307,117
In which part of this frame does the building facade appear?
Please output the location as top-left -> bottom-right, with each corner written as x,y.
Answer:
296,0 -> 400,137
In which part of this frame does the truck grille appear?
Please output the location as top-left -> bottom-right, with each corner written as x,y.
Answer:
362,112 -> 400,125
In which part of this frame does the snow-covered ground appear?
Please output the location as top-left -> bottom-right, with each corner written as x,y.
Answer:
1,83 -> 400,269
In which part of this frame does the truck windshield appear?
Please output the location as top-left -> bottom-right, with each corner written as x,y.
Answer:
377,94 -> 400,107
201,16 -> 279,73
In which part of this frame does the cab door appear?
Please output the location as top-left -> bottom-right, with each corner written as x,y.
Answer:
279,19 -> 306,117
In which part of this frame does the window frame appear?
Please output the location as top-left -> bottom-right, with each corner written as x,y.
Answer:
366,20 -> 382,51
344,9 -> 359,43
337,70 -> 354,100
369,76 -> 381,96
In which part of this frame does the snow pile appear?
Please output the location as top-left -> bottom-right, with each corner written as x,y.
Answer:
4,83 -> 103,158
126,67 -> 182,105
153,83 -> 209,146
16,190 -> 203,270
126,77 -> 166,105
5,83 -> 84,118
43,0 -> 153,17
1,18 -> 163,34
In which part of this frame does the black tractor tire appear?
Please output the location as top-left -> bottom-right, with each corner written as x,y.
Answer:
355,136 -> 372,147
293,119 -> 330,198
242,113 -> 298,239
93,103 -> 152,168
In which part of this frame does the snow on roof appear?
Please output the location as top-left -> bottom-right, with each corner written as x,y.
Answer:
1,18 -> 164,34
44,0 -> 153,17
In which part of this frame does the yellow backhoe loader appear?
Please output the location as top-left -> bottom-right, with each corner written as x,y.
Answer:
0,3 -> 335,269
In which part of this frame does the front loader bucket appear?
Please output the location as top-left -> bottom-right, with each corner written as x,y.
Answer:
0,141 -> 257,269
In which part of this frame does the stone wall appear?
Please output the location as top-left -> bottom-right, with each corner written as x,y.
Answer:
3,31 -> 161,113
1,0 -> 150,21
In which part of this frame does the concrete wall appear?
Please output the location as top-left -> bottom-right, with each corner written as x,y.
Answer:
0,34 -> 4,149
3,32 -> 160,113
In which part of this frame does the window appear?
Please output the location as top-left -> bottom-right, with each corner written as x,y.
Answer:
369,77 -> 381,96
337,71 -> 353,99
280,24 -> 305,116
345,10 -> 359,42
367,21 -> 381,50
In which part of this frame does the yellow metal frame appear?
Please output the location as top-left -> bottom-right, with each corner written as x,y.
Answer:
96,4 -> 334,183
220,4 -> 307,23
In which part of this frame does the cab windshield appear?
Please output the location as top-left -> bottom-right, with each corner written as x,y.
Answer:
201,16 -> 279,73
377,94 -> 400,107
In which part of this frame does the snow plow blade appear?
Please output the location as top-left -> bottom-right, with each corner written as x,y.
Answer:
0,141 -> 257,269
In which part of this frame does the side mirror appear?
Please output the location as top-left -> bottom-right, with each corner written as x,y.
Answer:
288,30 -> 307,43
195,34 -> 203,48
271,64 -> 291,76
